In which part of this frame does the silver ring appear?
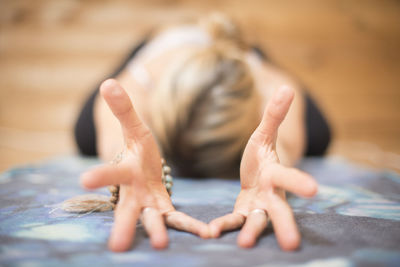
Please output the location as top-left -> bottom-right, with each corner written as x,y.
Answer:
250,208 -> 268,216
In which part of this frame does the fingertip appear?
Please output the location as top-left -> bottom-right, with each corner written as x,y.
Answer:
101,78 -> 117,89
100,79 -> 123,98
282,85 -> 295,99
151,234 -> 169,250
80,171 -> 96,190
209,223 -> 221,238
281,85 -> 295,95
276,225 -> 301,251
108,243 -> 121,252
304,176 -> 318,198
274,85 -> 294,104
308,180 -> 318,197
199,224 -> 211,239
280,233 -> 301,251
108,223 -> 137,252
108,237 -> 131,252
237,232 -> 255,249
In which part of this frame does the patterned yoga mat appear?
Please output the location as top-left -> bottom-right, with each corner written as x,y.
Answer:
0,156 -> 399,266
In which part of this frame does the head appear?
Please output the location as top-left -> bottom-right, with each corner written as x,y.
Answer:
149,13 -> 260,178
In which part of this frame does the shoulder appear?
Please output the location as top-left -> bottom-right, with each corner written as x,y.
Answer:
245,51 -> 303,107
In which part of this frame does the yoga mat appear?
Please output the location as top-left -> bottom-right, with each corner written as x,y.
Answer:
1,156 -> 399,266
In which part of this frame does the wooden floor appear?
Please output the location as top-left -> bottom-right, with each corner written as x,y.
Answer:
1,0 -> 399,172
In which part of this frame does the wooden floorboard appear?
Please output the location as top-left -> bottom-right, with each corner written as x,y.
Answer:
0,0 -> 399,171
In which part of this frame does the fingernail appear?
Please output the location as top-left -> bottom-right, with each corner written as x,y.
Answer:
101,79 -> 123,97
275,86 -> 293,102
102,79 -> 117,88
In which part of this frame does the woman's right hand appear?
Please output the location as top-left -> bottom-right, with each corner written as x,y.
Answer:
80,79 -> 209,252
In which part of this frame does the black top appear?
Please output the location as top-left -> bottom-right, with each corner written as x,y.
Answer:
74,39 -> 331,157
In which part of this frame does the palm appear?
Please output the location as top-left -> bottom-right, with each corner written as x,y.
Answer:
209,87 -> 318,250
81,79 -> 209,252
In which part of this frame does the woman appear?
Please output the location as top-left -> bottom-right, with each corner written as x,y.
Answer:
75,13 -> 331,252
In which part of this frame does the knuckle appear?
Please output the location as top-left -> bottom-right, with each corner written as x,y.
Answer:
127,124 -> 152,142
137,126 -> 152,140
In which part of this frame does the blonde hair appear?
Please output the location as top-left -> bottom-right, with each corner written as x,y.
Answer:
150,13 -> 259,178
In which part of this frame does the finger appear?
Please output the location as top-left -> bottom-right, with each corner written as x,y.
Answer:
100,79 -> 150,144
237,209 -> 269,248
108,197 -> 141,252
253,86 -> 294,143
80,163 -> 132,189
267,193 -> 300,251
165,211 -> 210,239
209,213 -> 245,238
141,207 -> 169,249
267,164 -> 318,197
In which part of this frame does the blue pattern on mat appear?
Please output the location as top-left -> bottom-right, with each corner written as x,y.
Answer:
0,156 -> 399,266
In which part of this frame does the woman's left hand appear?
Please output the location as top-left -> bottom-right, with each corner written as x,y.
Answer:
209,86 -> 318,251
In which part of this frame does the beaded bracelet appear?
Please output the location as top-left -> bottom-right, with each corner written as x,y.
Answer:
108,158 -> 173,208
